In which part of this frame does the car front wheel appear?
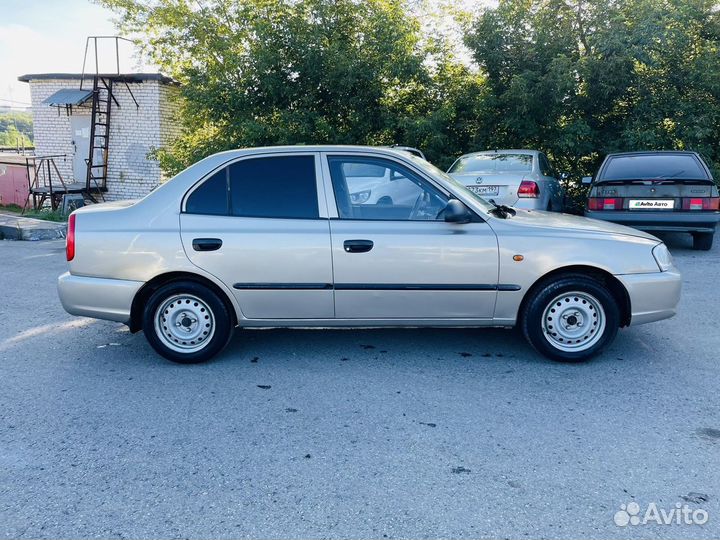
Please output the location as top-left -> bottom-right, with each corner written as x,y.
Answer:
142,281 -> 233,364
521,275 -> 620,362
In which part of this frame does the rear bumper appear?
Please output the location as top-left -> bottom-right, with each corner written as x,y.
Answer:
57,272 -> 144,324
616,268 -> 682,325
514,198 -> 545,210
585,210 -> 720,233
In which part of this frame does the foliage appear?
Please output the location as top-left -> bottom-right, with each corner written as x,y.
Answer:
0,112 -> 33,147
101,0 -> 472,171
465,0 -> 720,182
101,0 -> 720,211
23,208 -> 68,222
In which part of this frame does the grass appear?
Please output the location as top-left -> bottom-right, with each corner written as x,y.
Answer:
0,203 -> 68,222
23,209 -> 68,222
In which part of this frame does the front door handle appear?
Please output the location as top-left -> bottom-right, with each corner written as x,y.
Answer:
343,239 -> 374,253
192,238 -> 223,252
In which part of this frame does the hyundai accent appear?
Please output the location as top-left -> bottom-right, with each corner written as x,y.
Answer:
58,146 -> 681,364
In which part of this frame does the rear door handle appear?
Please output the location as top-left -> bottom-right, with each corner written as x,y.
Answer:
343,239 -> 374,253
192,238 -> 223,252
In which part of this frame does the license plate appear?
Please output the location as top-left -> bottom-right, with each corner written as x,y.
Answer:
629,199 -> 675,210
467,185 -> 499,197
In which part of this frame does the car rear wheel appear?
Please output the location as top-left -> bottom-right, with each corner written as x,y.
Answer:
142,281 -> 233,364
692,232 -> 713,251
521,275 -> 620,362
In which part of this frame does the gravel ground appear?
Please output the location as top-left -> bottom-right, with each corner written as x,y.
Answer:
0,233 -> 718,539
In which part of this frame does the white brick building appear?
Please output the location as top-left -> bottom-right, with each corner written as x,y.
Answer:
19,73 -> 181,201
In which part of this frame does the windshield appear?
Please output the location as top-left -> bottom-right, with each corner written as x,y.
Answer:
449,153 -> 534,174
405,155 -> 497,212
601,154 -> 708,180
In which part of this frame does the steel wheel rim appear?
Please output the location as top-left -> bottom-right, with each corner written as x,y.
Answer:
542,291 -> 606,352
154,294 -> 215,353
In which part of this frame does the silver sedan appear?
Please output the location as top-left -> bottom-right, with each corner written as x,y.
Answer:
58,146 -> 681,364
448,149 -> 565,211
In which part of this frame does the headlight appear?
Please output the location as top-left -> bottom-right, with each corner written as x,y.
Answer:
350,189 -> 371,204
652,243 -> 673,272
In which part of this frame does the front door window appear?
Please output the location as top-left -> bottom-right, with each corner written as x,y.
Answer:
328,157 -> 447,221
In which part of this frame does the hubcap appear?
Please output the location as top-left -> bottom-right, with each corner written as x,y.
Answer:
542,291 -> 606,352
154,294 -> 215,353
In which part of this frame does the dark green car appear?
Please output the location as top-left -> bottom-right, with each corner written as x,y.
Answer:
584,151 -> 720,250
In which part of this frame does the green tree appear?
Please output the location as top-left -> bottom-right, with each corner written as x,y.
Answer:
102,0 -> 720,203
0,111 -> 33,147
465,0 -> 720,181
102,0 -> 456,171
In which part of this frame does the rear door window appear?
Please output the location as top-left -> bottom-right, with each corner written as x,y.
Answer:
185,169 -> 229,215
601,154 -> 708,180
229,155 -> 319,219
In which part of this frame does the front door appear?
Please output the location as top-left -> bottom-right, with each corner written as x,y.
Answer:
180,153 -> 334,320
70,116 -> 91,183
324,154 -> 499,319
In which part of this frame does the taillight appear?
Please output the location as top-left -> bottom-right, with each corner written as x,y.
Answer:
588,197 -> 624,211
681,197 -> 720,211
518,180 -> 540,198
66,213 -> 76,261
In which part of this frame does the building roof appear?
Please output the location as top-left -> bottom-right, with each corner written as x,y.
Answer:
18,73 -> 177,85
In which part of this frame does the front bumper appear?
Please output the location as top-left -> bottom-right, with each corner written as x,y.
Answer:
585,210 -> 720,233
57,272 -> 144,324
615,268 -> 682,325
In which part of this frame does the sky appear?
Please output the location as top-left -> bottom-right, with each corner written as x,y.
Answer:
0,0 -> 147,108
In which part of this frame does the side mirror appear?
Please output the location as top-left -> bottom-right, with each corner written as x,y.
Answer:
581,176 -> 593,185
443,199 -> 472,224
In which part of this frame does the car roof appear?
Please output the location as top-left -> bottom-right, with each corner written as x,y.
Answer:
202,144 -> 420,161
605,150 -> 700,157
458,149 -> 540,158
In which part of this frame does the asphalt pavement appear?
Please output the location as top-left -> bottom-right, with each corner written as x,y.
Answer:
0,233 -> 718,539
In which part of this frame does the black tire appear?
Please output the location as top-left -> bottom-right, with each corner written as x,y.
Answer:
142,281 -> 233,364
692,232 -> 713,251
520,274 -> 620,362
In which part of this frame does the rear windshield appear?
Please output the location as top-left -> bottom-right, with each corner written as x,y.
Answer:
449,154 -> 533,174
601,154 -> 708,180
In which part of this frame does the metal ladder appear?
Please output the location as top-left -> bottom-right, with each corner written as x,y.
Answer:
85,75 -> 116,202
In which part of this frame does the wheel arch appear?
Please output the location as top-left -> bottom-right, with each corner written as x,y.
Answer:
129,271 -> 239,333
518,265 -> 632,328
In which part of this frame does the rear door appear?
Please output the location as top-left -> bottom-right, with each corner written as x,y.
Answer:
323,153 -> 499,320
180,153 -> 334,320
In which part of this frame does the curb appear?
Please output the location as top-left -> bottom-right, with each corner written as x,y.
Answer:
0,213 -> 67,241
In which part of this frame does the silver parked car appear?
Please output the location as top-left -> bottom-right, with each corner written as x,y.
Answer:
447,149 -> 565,211
58,146 -> 681,364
